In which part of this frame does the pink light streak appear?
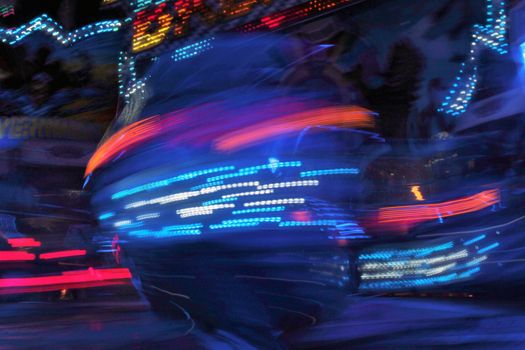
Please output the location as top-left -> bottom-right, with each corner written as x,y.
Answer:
0,268 -> 131,288
7,238 -> 41,248
40,250 -> 87,260
0,251 -> 35,261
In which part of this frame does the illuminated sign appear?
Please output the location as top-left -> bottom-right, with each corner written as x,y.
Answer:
131,0 -> 353,53
0,118 -> 102,141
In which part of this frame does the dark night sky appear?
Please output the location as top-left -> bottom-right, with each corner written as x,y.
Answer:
0,0 -> 124,29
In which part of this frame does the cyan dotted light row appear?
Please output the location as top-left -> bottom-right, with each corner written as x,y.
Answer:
358,241 -> 454,260
172,38 -> 214,62
477,242 -> 499,254
98,212 -> 115,220
206,161 -> 302,183
112,166 -> 235,200
359,271 -> 474,290
300,168 -> 359,177
128,228 -> 201,238
232,206 -> 286,215
222,217 -> 281,225
131,0 -> 167,12
463,234 -> 486,246
278,220 -> 341,227
210,217 -> 281,229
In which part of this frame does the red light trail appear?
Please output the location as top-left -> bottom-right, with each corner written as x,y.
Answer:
378,189 -> 500,225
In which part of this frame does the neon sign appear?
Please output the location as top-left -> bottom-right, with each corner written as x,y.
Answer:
131,0 -> 352,53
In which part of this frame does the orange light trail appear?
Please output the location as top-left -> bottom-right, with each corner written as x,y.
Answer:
378,189 -> 500,225
214,105 -> 374,152
85,116 -> 164,177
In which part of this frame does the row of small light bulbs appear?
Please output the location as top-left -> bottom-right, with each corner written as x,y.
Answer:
0,14 -> 122,46
437,0 -> 508,117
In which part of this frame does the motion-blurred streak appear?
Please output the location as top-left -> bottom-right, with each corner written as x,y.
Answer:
373,188 -> 500,230
0,268 -> 132,295
214,105 -> 375,152
85,102 -> 376,177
